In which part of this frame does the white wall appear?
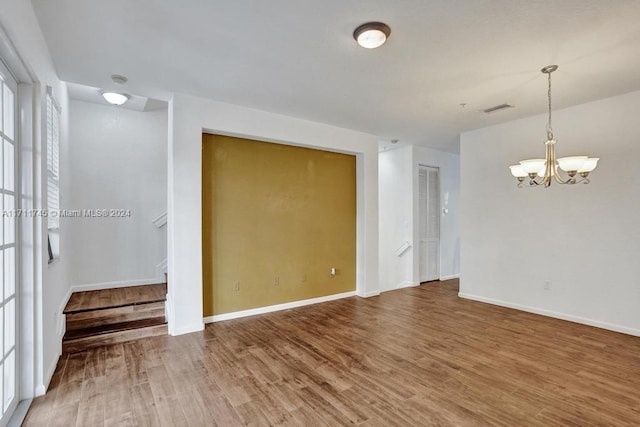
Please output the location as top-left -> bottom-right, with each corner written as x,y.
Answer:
0,0 -> 70,396
378,145 -> 460,292
460,90 -> 640,336
67,100 -> 167,288
378,147 -> 414,290
168,93 -> 379,335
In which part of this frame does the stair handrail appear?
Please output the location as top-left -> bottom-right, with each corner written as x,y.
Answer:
152,211 -> 167,228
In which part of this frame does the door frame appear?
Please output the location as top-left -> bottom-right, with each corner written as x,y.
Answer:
415,163 -> 441,284
0,21 -> 39,425
0,49 -> 20,427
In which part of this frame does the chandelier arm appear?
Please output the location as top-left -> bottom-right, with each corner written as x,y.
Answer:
552,166 -> 573,184
520,182 -> 539,188
518,177 -> 541,187
553,171 -> 575,184
552,158 -> 578,185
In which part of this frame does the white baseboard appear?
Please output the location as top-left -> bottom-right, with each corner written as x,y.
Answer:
440,274 -> 460,280
381,281 -> 419,294
204,291 -> 357,323
58,287 -> 72,335
36,355 -> 59,396
361,291 -> 380,298
458,292 -> 640,337
398,281 -> 419,288
35,384 -> 46,397
164,294 -> 198,336
169,323 -> 204,336
70,278 -> 161,294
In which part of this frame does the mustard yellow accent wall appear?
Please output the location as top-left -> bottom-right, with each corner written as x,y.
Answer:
202,134 -> 356,316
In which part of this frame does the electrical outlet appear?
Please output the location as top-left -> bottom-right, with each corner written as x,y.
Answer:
544,280 -> 551,290
274,276 -> 280,286
330,267 -> 336,277
233,281 -> 240,292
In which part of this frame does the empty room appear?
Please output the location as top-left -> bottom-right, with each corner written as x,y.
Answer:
0,0 -> 638,425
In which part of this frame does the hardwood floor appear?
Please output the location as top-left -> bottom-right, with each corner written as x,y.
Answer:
26,279 -> 640,426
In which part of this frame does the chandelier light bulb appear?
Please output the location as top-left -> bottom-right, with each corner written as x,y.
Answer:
557,156 -> 587,172
578,157 -> 599,173
519,159 -> 546,175
509,165 -> 527,178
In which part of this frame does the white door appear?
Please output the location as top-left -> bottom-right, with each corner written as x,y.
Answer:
0,59 -> 18,426
419,166 -> 439,282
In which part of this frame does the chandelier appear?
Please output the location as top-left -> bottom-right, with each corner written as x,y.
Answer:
509,65 -> 599,187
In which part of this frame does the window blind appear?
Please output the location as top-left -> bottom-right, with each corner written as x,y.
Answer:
46,87 -> 60,230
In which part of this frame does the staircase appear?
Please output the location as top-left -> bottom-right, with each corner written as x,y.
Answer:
62,283 -> 168,354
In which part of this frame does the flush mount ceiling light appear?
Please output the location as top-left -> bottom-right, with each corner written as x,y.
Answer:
509,65 -> 599,187
101,91 -> 129,106
101,74 -> 130,105
353,22 -> 390,49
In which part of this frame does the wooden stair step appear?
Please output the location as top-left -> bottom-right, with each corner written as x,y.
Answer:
64,283 -> 167,314
64,317 -> 167,341
62,283 -> 169,354
65,301 -> 165,331
62,320 -> 168,354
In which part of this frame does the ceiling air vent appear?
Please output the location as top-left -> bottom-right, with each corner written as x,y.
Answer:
483,103 -> 514,114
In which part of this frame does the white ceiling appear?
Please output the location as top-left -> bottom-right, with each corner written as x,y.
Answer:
66,82 -> 167,112
32,0 -> 640,152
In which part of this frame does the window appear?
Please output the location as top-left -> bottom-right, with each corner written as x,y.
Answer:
46,87 -> 60,261
0,57 -> 18,423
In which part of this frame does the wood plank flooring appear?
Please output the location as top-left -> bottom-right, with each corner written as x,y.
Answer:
26,279 -> 640,426
62,285 -> 168,353
64,284 -> 167,314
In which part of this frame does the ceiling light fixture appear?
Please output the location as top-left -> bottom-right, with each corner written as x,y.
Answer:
353,22 -> 391,49
101,91 -> 129,106
509,65 -> 599,187
111,74 -> 128,85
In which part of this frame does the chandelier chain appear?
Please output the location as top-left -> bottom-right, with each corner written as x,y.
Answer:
546,71 -> 553,141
